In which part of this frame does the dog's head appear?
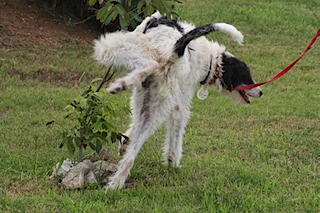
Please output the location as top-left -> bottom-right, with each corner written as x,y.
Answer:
210,52 -> 263,104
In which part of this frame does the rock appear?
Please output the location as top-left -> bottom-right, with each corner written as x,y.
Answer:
85,170 -> 97,184
49,158 -> 73,182
82,159 -> 93,170
51,156 -> 117,189
93,160 -> 117,181
57,158 -> 73,177
61,161 -> 92,189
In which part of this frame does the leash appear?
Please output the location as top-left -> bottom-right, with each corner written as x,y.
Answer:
233,28 -> 320,91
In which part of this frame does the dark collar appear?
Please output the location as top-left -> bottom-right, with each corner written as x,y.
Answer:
200,57 -> 221,85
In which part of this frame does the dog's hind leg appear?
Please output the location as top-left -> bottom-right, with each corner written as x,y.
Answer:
107,131 -> 147,190
106,85 -> 171,190
107,61 -> 159,93
163,103 -> 191,167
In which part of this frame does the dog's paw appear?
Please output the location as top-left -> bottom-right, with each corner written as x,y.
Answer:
107,81 -> 127,94
164,157 -> 181,168
104,178 -> 125,192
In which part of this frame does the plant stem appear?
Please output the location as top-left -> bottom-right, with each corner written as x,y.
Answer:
96,66 -> 114,92
78,144 -> 83,163
77,67 -> 114,162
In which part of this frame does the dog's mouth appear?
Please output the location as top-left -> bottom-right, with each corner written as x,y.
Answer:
238,88 -> 263,104
239,90 -> 250,104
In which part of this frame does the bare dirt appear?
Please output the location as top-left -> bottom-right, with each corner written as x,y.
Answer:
0,0 -> 100,50
0,0 -> 104,86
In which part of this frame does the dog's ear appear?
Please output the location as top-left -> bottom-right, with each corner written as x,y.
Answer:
221,53 -> 254,90
221,54 -> 234,91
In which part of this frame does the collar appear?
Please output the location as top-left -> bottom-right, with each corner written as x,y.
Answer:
208,64 -> 221,85
200,57 -> 221,85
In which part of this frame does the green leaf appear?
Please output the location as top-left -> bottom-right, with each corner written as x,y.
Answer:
96,140 -> 102,153
129,20 -> 137,30
101,131 -> 108,138
145,4 -> 155,16
91,77 -> 103,84
136,0 -> 145,13
89,142 -> 96,150
103,119 -> 116,130
130,13 -> 143,22
111,9 -> 119,21
88,0 -> 97,6
92,120 -> 103,133
125,0 -> 132,7
79,98 -> 88,109
64,105 -> 75,111
115,4 -> 126,17
101,10 -> 115,25
66,137 -> 75,155
97,4 -> 109,20
116,132 -> 123,141
119,15 -> 128,29
111,131 -> 117,143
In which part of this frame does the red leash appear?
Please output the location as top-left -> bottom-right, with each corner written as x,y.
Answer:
233,28 -> 320,91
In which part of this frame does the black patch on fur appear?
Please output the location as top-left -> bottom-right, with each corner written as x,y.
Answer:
140,89 -> 151,127
142,74 -> 154,88
174,23 -> 218,57
221,53 -> 254,91
143,16 -> 184,34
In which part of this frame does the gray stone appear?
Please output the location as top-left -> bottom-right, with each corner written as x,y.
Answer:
57,158 -> 73,177
61,161 -> 92,189
85,170 -> 97,184
93,160 -> 117,180
49,158 -> 73,182
82,159 -> 93,170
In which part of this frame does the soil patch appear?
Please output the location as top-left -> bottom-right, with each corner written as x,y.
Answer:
0,0 -> 100,51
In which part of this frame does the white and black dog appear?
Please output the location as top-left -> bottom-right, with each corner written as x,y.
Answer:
94,12 -> 263,190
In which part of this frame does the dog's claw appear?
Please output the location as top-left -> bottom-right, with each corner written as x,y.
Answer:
107,83 -> 124,94
107,80 -> 128,94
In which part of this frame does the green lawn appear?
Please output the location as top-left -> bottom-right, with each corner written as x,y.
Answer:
1,0 -> 319,212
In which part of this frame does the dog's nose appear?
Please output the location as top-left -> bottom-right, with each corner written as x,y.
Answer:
259,91 -> 263,97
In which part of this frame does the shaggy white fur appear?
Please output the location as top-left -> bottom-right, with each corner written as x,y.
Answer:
93,12 -> 262,190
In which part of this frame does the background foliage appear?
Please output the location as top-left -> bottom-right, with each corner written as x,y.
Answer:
38,0 -> 181,30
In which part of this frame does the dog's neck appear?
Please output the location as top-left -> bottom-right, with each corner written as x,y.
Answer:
200,56 -> 221,85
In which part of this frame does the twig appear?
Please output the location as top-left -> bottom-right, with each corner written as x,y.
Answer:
78,72 -> 86,85
75,14 -> 97,25
96,66 -> 114,92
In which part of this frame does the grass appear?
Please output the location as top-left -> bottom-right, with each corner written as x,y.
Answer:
0,0 -> 319,212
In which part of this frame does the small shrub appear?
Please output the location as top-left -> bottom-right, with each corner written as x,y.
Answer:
59,68 -> 129,162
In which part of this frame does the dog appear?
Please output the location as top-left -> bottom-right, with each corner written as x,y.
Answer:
93,12 -> 263,190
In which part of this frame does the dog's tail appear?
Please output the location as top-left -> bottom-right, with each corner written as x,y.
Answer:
174,23 -> 243,57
